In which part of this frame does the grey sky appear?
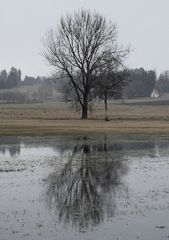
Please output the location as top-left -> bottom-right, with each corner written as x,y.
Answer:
0,0 -> 169,77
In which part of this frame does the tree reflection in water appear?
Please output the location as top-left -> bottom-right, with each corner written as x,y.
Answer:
45,137 -> 128,231
0,137 -> 20,157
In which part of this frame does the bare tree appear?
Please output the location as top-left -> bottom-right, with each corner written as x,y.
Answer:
43,9 -> 129,119
94,66 -> 129,120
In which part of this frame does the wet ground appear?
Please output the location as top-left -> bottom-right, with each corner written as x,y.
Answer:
1,135 -> 169,240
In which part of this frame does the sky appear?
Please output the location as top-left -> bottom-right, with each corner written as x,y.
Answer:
1,0 -> 169,78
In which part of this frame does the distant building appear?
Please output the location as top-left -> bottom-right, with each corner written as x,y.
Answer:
150,89 -> 160,98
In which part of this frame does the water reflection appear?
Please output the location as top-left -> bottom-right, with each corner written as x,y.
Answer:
0,135 -> 169,159
0,137 -> 20,157
45,137 -> 128,230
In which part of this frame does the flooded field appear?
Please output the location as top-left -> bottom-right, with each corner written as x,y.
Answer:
1,135 -> 169,240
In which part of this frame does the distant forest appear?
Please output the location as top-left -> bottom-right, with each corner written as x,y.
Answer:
0,67 -> 58,103
0,67 -> 169,101
0,67 -> 49,88
123,68 -> 169,98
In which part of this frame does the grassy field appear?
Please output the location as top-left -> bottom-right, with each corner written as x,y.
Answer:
1,101 -> 169,135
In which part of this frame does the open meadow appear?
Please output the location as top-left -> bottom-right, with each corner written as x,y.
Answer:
0,101 -> 169,135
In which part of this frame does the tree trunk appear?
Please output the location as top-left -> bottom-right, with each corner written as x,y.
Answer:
81,92 -> 88,119
81,102 -> 88,119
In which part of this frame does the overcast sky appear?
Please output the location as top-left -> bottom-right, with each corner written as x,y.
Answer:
0,0 -> 169,78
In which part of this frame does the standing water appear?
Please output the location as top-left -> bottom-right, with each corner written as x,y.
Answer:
0,135 -> 169,240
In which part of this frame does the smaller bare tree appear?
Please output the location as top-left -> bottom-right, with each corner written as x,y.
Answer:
93,55 -> 129,120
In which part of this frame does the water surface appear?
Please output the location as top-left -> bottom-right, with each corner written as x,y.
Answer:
0,135 -> 169,240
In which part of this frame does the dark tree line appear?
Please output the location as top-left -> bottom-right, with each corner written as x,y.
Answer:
0,67 -> 21,89
123,69 -> 169,98
23,76 -> 49,85
123,68 -> 156,98
155,71 -> 169,93
0,67 -> 52,89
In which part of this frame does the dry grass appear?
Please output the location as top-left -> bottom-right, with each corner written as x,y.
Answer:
0,102 -> 169,135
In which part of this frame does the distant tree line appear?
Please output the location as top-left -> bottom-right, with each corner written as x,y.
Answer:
123,68 -> 156,98
0,67 -> 21,89
23,76 -> 48,85
0,68 -> 59,103
2,67 -> 169,100
155,71 -> 169,94
0,67 -> 52,89
123,69 -> 169,98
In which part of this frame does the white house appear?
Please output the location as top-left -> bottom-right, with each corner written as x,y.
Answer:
150,89 -> 160,98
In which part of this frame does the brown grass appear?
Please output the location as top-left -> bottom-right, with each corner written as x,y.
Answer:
0,102 -> 169,135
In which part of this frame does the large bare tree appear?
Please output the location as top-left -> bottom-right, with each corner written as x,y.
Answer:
43,9 -> 129,119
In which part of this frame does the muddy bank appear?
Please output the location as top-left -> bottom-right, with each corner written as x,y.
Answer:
1,103 -> 169,135
1,119 -> 169,135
